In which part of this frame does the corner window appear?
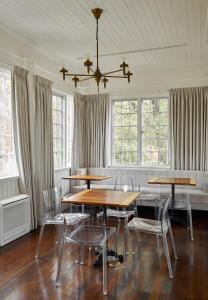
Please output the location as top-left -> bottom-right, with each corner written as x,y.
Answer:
111,97 -> 169,167
52,94 -> 72,169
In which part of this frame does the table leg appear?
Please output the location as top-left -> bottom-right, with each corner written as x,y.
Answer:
171,184 -> 175,208
87,180 -> 90,189
170,184 -> 185,224
103,206 -> 107,228
93,206 -> 121,268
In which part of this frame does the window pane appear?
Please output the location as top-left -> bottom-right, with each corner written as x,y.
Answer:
130,127 -> 137,139
115,114 -> 121,126
114,127 -> 122,139
53,95 -> 64,169
122,127 -> 129,139
130,151 -> 137,164
54,152 -> 62,169
0,69 -> 18,177
115,140 -> 122,153
130,114 -> 137,125
141,98 -> 168,166
112,99 -> 138,165
115,102 -> 122,113
122,140 -> 130,152
53,124 -> 62,138
130,140 -> 137,152
129,101 -> 137,113
53,95 -> 72,169
66,97 -> 72,167
122,114 -> 129,126
53,138 -> 62,152
122,101 -> 129,113
53,110 -> 62,123
123,152 -> 131,164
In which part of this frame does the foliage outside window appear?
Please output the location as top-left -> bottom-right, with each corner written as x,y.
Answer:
112,98 -> 169,166
0,68 -> 18,177
52,94 -> 72,169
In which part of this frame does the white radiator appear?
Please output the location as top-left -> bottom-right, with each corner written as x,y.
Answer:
0,194 -> 31,246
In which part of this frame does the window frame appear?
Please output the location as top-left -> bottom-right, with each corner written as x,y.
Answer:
111,96 -> 170,168
0,66 -> 18,179
52,92 -> 72,170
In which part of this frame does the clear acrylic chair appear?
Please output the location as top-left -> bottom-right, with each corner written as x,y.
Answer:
124,195 -> 177,278
56,219 -> 116,295
132,175 -> 160,219
171,191 -> 193,240
35,187 -> 90,258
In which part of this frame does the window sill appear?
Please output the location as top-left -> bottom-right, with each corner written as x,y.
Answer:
54,167 -> 71,172
0,175 -> 19,182
109,165 -> 170,169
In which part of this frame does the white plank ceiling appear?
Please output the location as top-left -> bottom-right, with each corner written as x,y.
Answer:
0,0 -> 207,86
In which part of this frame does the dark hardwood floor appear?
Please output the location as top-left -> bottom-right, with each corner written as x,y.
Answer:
0,212 -> 208,300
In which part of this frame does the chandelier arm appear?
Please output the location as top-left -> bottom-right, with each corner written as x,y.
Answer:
104,75 -> 128,78
60,8 -> 132,90
102,69 -> 123,76
79,76 -> 95,82
64,73 -> 94,77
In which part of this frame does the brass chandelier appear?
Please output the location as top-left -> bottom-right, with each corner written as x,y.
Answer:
60,8 -> 133,92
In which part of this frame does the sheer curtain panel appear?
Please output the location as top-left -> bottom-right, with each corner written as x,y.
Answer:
34,75 -> 54,221
12,66 -> 37,229
169,87 -> 208,171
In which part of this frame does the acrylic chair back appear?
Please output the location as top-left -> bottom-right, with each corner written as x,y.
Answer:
160,195 -> 172,234
42,187 -> 62,220
114,175 -> 134,192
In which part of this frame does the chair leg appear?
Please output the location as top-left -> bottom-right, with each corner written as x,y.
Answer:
123,228 -> 129,268
56,238 -> 65,286
75,244 -> 79,263
162,235 -> 173,278
188,209 -> 194,241
116,218 -> 121,255
168,221 -> 178,260
154,198 -> 157,220
79,245 -> 84,265
35,224 -> 45,258
102,242 -> 107,296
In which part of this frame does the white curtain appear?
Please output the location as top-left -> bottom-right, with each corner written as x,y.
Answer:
34,75 -> 54,221
12,66 -> 37,229
169,86 -> 208,171
72,92 -> 110,169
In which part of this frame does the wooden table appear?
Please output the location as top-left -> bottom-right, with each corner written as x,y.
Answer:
148,177 -> 197,206
63,189 -> 141,223
63,175 -> 112,189
63,189 -> 141,265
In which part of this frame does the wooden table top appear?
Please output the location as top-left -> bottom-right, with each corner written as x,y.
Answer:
62,175 -> 112,181
62,189 -> 141,208
148,177 -> 197,186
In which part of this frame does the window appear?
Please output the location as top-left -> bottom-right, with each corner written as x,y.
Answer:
0,68 -> 18,177
112,97 -> 169,167
112,100 -> 138,165
141,98 -> 169,166
52,94 -> 72,169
